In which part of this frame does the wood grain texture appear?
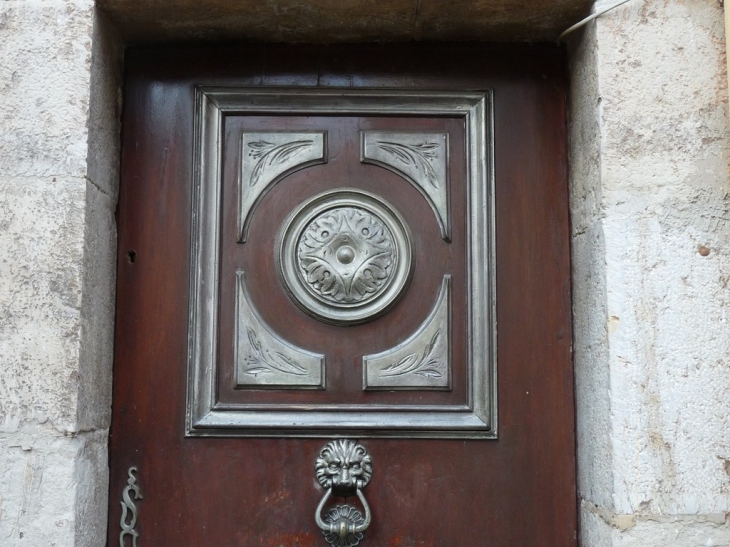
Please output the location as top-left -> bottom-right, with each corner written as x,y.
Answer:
109,43 -> 575,546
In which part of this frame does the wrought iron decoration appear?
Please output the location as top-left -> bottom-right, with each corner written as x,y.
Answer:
314,440 -> 373,547
119,466 -> 143,547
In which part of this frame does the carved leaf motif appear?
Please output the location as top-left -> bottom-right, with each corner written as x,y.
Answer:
243,328 -> 307,376
382,353 -> 419,373
247,139 -> 314,187
274,352 -> 308,374
380,330 -> 444,378
376,141 -> 440,188
416,369 -> 443,378
244,367 -> 270,377
247,327 -> 262,354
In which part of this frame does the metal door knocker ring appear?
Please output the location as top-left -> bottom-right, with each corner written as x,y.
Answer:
314,440 -> 373,547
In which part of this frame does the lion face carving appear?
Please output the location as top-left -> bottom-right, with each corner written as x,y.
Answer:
315,440 -> 373,491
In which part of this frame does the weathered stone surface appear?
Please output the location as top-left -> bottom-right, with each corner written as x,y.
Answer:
0,3 -> 120,547
77,182 -> 116,432
569,0 -> 730,544
98,0 -> 592,43
77,9 -> 122,434
0,0 -> 94,178
415,0 -> 589,42
569,19 -> 614,514
0,176 -> 86,434
86,10 -> 123,197
72,430 -> 109,547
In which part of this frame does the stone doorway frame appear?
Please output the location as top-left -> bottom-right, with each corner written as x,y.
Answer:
4,2 -> 727,546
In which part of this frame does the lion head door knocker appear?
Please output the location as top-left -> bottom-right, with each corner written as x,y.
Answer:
314,440 -> 373,547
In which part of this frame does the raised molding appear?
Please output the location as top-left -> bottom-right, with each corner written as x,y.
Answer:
186,87 -> 496,438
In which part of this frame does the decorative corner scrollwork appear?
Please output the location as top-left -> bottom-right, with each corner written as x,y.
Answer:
363,275 -> 451,390
375,141 -> 440,187
119,466 -> 142,547
235,271 -> 325,388
247,139 -> 317,188
379,329 -> 443,379
361,131 -> 450,241
239,131 -> 327,243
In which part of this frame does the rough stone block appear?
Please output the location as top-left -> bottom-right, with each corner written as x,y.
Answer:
0,176 -> 86,433
569,0 -> 730,532
0,0 -> 94,179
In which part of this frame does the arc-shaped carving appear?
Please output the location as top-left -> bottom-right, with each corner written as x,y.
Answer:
360,131 -> 450,241
363,275 -> 451,390
235,271 -> 324,388
239,131 -> 327,242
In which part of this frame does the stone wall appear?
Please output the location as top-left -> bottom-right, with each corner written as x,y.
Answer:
569,0 -> 730,544
0,1 -> 122,545
0,0 -> 729,545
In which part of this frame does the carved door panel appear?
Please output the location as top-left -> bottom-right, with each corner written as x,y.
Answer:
109,44 -> 576,547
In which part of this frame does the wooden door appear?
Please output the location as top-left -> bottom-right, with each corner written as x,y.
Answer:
110,44 -> 575,547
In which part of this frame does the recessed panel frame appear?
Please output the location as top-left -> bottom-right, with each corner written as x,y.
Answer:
186,87 -> 497,438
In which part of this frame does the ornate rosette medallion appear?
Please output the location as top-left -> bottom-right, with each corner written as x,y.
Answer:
278,189 -> 413,325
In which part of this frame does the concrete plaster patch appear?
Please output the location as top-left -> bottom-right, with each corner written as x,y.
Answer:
0,432 -> 79,545
581,504 -> 615,547
621,516 -> 730,547
0,0 -> 95,179
581,501 -> 730,547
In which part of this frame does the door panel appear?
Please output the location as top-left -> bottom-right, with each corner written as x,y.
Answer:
110,44 -> 575,547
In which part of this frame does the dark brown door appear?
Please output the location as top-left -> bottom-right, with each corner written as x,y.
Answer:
110,44 -> 575,547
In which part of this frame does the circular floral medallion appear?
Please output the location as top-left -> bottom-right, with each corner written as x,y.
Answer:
297,207 -> 396,305
278,189 -> 413,325
321,505 -> 366,547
